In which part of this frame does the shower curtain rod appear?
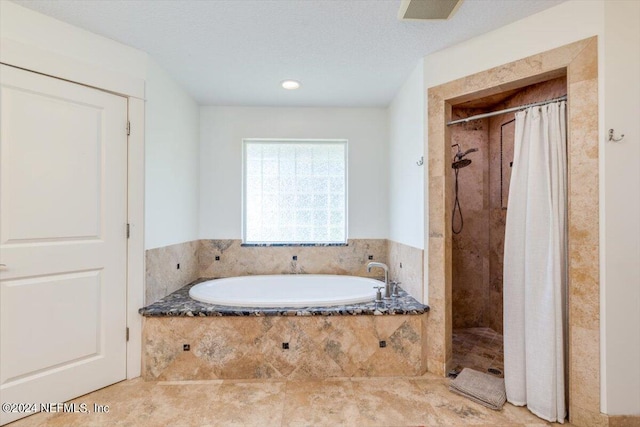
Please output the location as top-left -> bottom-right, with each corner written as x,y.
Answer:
446,95 -> 567,126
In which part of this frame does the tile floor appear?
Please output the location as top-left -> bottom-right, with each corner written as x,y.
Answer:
452,327 -> 504,378
8,373 -> 569,426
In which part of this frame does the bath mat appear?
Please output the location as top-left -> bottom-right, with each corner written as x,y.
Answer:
449,368 -> 507,410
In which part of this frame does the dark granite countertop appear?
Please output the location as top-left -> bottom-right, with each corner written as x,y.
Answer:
139,278 -> 429,317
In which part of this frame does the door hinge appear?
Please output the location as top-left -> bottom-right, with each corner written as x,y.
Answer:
126,223 -> 130,239
126,121 -> 131,136
126,327 -> 130,342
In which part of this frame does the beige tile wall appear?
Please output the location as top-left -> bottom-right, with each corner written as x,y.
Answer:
146,238 -> 426,304
387,240 -> 424,301
449,77 -> 567,335
143,314 -> 428,380
450,113 -> 490,330
145,241 -> 200,304
199,239 -> 387,279
427,37 -> 602,426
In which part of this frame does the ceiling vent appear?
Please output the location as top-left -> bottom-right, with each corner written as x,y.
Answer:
398,0 -> 464,21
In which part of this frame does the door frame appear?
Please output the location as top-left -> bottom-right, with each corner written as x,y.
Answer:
1,39 -> 145,379
425,37 -> 601,424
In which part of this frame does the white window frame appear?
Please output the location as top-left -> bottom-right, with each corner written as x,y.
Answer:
242,138 -> 349,245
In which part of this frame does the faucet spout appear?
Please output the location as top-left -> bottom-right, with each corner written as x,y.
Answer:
367,262 -> 390,299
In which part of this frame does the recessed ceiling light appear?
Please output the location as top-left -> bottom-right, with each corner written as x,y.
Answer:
281,80 -> 301,90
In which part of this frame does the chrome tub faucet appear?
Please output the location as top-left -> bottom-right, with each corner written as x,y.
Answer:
367,261 -> 391,300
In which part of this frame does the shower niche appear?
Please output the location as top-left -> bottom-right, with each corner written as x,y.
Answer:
449,76 -> 567,377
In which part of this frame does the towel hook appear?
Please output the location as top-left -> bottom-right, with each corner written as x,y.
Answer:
608,129 -> 625,142
416,156 -> 424,166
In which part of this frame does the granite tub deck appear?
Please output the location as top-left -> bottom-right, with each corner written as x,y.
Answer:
140,279 -> 429,381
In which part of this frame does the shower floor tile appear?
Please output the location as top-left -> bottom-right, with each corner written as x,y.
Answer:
452,327 -> 504,377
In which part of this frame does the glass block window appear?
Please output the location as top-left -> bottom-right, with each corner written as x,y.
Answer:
243,139 -> 347,244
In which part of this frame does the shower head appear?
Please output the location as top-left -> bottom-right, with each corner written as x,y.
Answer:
451,144 -> 477,169
455,147 -> 479,160
452,158 -> 472,169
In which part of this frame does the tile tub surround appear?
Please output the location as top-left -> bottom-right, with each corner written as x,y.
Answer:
199,239 -> 388,278
387,240 -> 424,302
140,281 -> 428,380
139,280 -> 428,317
146,239 -> 428,307
145,240 -> 200,304
427,38 -> 601,424
142,315 -> 428,381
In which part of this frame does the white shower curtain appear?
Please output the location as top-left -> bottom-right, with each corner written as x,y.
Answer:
503,101 -> 567,422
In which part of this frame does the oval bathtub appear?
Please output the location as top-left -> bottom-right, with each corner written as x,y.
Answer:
188,274 -> 379,308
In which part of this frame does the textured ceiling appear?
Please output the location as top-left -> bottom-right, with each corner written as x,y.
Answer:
13,0 -> 567,107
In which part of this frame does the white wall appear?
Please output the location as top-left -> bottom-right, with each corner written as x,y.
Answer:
0,1 -> 147,78
0,2 -> 202,251
144,60 -> 200,249
422,1 -> 605,89
420,0 -> 640,415
199,107 -> 389,239
388,60 -> 425,250
0,1 -> 147,95
0,1 -> 155,380
602,0 -> 640,416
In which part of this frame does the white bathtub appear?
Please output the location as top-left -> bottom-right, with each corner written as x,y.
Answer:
188,274 -> 379,307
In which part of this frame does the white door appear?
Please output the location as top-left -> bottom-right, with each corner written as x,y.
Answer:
0,65 -> 128,425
